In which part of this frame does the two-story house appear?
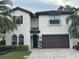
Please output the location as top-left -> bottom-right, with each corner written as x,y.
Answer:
5,7 -> 76,49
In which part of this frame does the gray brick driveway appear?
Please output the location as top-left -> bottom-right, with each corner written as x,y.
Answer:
27,49 -> 79,59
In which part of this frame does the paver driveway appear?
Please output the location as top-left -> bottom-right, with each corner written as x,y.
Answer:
27,49 -> 79,59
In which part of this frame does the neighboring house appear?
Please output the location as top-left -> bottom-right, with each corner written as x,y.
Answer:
5,7 -> 77,49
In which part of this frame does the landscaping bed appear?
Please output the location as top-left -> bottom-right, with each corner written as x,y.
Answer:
0,45 -> 31,59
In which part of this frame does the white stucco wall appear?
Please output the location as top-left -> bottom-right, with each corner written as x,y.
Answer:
39,15 -> 69,35
31,19 -> 39,28
5,10 -> 31,48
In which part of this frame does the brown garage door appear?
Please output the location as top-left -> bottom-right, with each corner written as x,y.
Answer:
42,35 -> 70,48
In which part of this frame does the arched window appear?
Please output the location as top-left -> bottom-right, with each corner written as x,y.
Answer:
19,34 -> 24,45
12,34 -> 17,45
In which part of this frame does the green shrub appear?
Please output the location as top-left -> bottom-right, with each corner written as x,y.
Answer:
19,42 -> 24,45
12,42 -> 17,45
0,40 -> 5,45
0,45 -> 29,52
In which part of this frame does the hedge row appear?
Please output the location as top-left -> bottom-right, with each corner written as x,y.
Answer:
0,45 -> 29,52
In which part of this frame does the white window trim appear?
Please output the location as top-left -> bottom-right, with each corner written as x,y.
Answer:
49,16 -> 62,26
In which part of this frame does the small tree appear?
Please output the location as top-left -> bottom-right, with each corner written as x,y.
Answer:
58,5 -> 77,11
58,6 -> 64,10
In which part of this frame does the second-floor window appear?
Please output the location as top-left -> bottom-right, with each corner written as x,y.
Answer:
13,16 -> 23,24
49,16 -> 60,24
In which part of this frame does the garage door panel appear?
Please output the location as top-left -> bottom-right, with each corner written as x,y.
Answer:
42,35 -> 70,48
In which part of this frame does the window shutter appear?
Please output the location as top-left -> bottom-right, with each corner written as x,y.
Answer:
21,16 -> 23,24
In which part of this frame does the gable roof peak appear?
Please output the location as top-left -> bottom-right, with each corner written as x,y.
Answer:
12,7 -> 33,15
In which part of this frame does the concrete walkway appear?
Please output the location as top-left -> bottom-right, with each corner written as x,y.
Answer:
27,49 -> 79,59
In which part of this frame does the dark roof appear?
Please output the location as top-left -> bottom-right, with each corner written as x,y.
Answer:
0,7 -> 76,17
36,10 -> 75,15
12,7 -> 33,15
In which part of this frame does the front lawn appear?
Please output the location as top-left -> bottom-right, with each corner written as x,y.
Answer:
0,51 -> 31,59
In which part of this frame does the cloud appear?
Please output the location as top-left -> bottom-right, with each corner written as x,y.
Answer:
39,0 -> 79,8
11,0 -> 58,12
11,0 -> 79,12
40,0 -> 72,5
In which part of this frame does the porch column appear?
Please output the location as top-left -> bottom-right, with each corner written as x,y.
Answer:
38,34 -> 42,48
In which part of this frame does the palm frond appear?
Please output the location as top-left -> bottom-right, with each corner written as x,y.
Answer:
0,0 -> 12,6
66,13 -> 79,38
0,16 -> 17,32
0,0 -> 17,33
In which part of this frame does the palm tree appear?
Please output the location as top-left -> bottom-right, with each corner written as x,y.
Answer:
66,12 -> 79,38
0,0 -> 17,33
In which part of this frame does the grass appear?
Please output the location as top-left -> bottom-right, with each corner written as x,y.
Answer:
0,51 -> 31,59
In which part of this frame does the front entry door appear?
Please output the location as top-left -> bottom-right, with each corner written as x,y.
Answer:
33,34 -> 38,48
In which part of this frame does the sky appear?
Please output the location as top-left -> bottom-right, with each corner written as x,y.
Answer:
11,0 -> 79,12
